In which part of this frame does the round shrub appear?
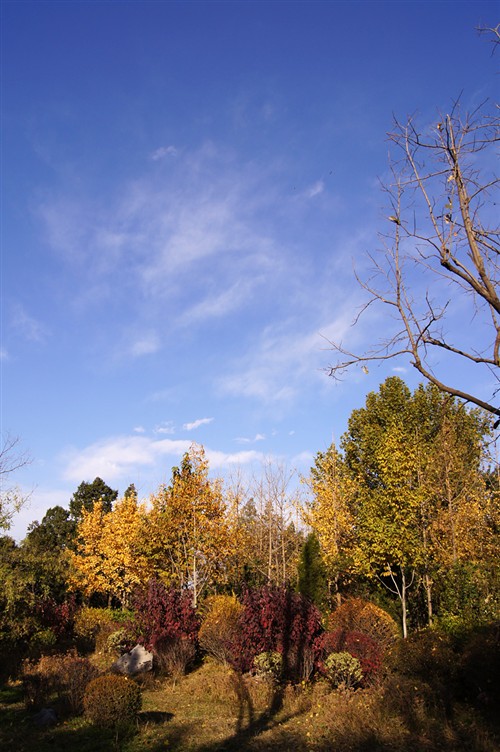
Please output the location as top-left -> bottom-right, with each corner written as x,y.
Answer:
316,630 -> 382,685
253,651 -> 283,681
83,674 -> 141,730
324,652 -> 363,689
329,598 -> 399,652
106,628 -> 127,655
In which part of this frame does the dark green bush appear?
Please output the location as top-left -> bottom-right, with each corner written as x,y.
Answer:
83,674 -> 141,730
457,623 -> 500,720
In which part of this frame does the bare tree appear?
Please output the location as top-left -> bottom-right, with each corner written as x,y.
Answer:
328,101 -> 500,419
0,434 -> 31,530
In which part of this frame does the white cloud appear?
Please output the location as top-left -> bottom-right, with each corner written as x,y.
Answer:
151,145 -> 178,160
306,180 -> 324,198
60,435 -> 192,483
204,448 -> 264,469
235,433 -> 266,444
129,333 -> 161,358
0,348 -> 8,361
183,417 -> 214,431
133,426 -> 146,433
154,421 -> 175,435
59,434 -> 263,485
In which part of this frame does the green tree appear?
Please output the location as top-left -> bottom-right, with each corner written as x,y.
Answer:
340,377 -> 495,636
124,483 -> 138,500
69,477 -> 118,521
298,532 -> 328,611
20,507 -> 74,604
25,505 -> 75,550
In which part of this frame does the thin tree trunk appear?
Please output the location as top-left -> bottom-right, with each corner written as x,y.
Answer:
401,568 -> 408,639
423,572 -> 433,626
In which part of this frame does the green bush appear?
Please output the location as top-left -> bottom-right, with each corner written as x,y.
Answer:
324,652 -> 363,689
28,628 -> 57,652
74,607 -> 132,652
83,674 -> 141,730
253,651 -> 283,681
106,628 -> 127,655
74,607 -> 116,641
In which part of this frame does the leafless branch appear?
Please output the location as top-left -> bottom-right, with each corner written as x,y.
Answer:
327,101 -> 500,418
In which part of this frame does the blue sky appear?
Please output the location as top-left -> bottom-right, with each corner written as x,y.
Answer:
2,1 -> 498,539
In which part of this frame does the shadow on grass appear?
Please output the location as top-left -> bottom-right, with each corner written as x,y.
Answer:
138,709 -> 173,724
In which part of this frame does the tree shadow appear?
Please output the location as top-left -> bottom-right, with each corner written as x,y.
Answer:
197,587 -> 313,751
138,709 -> 174,724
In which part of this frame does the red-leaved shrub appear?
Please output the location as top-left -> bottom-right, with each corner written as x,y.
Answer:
316,629 -> 382,685
36,596 -> 78,639
229,585 -> 323,681
130,580 -> 200,676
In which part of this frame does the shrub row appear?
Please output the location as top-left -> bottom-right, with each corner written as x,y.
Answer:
125,581 -> 397,685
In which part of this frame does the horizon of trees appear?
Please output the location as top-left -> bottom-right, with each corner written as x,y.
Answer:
1,376 -> 498,644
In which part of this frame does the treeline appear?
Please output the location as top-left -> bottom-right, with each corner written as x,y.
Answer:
1,377 -> 499,651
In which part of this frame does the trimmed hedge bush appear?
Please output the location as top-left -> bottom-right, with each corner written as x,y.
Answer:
83,674 -> 141,730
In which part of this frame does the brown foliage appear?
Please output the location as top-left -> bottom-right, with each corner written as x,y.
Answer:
329,598 -> 399,651
21,650 -> 99,714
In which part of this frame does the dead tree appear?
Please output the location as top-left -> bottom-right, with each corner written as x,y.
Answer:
328,102 -> 500,419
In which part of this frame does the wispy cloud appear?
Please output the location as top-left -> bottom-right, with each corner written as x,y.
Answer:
154,421 -> 175,435
128,332 -> 161,358
0,348 -> 8,361
133,426 -> 146,434
11,303 -> 49,343
37,142 -> 284,329
183,417 -> 214,431
235,433 -> 266,444
151,145 -> 178,160
306,180 -> 324,198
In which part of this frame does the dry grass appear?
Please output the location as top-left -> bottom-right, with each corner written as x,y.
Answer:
1,653 -> 499,752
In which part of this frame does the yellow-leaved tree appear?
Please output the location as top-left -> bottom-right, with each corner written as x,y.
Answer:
143,444 -> 237,606
303,444 -> 355,606
70,495 -> 151,607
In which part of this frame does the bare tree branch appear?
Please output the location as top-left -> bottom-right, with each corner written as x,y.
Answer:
327,102 -> 500,419
0,434 -> 32,531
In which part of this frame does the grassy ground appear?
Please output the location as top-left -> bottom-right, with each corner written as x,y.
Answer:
1,657 -> 499,752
